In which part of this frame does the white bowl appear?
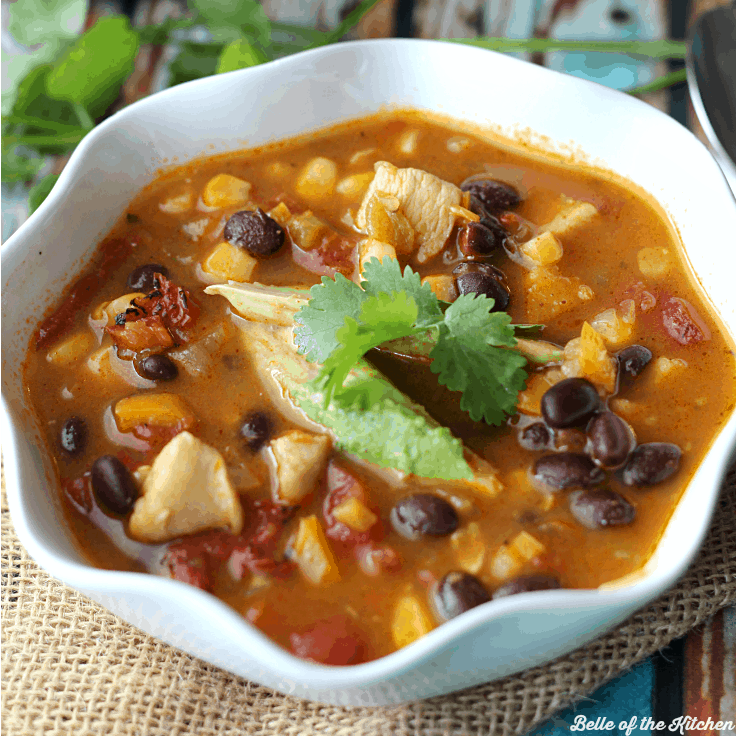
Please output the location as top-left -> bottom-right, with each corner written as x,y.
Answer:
3,39 -> 735,706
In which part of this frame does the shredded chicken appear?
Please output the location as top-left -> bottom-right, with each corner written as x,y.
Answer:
356,161 -> 467,263
129,431 -> 244,543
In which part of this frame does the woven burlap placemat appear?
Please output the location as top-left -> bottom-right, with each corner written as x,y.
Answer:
2,464 -> 735,736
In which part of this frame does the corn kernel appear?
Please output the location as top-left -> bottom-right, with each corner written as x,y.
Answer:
422,275 -> 457,303
391,591 -> 433,648
46,332 -> 95,366
202,242 -> 257,282
653,356 -> 688,384
289,211 -> 329,251
295,157 -> 337,199
202,174 -> 252,209
359,238 -> 396,278
159,191 -> 193,214
637,247 -> 674,279
450,522 -> 486,574
267,202 -> 292,228
291,515 -> 340,585
447,136 -> 471,153
396,129 -> 420,155
332,497 -> 378,533
113,393 -> 194,432
336,172 -> 375,200
521,232 -> 563,266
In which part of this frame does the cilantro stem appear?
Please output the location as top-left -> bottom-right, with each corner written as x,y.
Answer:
1,114 -> 88,134
444,37 -> 687,59
3,133 -> 87,147
627,67 -> 687,95
311,0 -> 384,47
73,104 -> 95,131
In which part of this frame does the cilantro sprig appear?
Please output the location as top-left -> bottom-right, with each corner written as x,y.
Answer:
294,258 -> 529,425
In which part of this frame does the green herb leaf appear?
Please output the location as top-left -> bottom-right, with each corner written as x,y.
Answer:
192,0 -> 272,48
360,256 -> 444,327
169,43 -> 222,86
317,291 -> 423,404
28,174 -> 60,213
8,65 -> 80,154
429,294 -> 528,424
46,16 -> 139,117
216,39 -> 268,73
1,148 -> 44,183
294,273 -> 369,362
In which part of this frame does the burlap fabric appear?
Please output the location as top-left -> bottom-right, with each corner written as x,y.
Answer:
2,465 -> 735,736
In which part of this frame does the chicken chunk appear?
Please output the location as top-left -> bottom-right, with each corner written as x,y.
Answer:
356,161 -> 467,263
129,431 -> 243,543
270,430 -> 332,504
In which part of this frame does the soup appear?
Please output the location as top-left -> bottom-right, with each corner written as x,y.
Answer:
24,111 -> 736,665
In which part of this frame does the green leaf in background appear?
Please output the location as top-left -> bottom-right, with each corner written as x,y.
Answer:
1,149 -> 44,184
8,65 -> 80,155
169,44 -> 221,86
192,0 -> 272,48
8,0 -> 86,48
28,174 -> 60,213
216,39 -> 268,73
46,16 -> 139,117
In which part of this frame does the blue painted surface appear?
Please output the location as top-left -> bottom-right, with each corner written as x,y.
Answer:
529,659 -> 654,735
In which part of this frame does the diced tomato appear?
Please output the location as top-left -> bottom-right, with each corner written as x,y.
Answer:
289,615 -> 367,665
133,419 -> 195,459
62,473 -> 93,514
36,237 -> 134,350
323,463 -> 382,548
316,236 -> 357,276
107,274 -> 200,350
163,500 -> 295,589
661,297 -> 710,346
228,501 -> 296,580
165,545 -> 213,592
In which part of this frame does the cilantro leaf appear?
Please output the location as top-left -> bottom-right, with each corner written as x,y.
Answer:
8,0 -> 85,48
46,16 -> 139,117
360,256 -> 444,327
317,291 -> 423,404
216,39 -> 268,73
293,273 -> 368,362
192,0 -> 272,48
430,294 -> 528,424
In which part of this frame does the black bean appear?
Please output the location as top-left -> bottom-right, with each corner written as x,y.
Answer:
461,178 -> 522,213
468,196 -> 510,240
492,574 -> 561,599
390,493 -> 459,540
452,262 -> 511,311
541,377 -> 601,429
60,417 -> 87,456
532,452 -> 605,490
91,455 -> 137,515
224,209 -> 285,257
433,571 -> 491,620
587,411 -> 634,468
127,263 -> 169,292
518,422 -> 551,451
135,354 -> 178,381
617,345 -> 653,387
239,411 -> 271,450
458,221 -> 502,257
569,488 -> 636,529
621,443 -> 681,487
